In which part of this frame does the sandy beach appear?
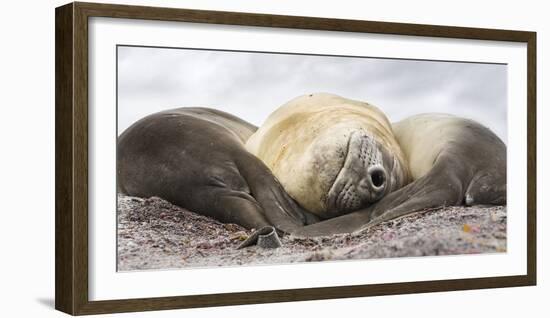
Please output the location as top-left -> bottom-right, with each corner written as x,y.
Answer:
117,195 -> 506,271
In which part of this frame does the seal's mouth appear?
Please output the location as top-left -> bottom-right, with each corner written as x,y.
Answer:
324,136 -> 352,216
325,130 -> 388,218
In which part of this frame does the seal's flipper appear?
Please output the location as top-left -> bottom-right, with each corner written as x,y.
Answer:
365,189 -> 458,229
237,226 -> 282,249
362,161 -> 466,229
236,153 -> 319,233
190,187 -> 272,230
290,209 -> 372,237
465,172 -> 507,206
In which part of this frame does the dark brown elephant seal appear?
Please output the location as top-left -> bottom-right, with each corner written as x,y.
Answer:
292,113 -> 506,237
117,107 -> 319,238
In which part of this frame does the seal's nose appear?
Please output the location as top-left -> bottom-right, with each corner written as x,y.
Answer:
358,165 -> 387,201
368,165 -> 387,190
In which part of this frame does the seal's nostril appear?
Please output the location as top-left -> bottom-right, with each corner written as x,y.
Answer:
369,167 -> 386,188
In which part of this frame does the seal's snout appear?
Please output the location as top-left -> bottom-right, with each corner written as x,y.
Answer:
325,130 -> 391,217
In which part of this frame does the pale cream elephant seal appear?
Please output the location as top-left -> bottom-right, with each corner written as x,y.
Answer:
246,93 -> 410,219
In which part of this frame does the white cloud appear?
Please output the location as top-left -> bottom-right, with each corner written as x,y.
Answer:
118,46 -> 507,142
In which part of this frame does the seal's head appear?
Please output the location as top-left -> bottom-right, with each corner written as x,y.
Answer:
246,93 -> 410,219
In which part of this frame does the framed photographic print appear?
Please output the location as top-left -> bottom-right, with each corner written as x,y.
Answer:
55,2 -> 536,315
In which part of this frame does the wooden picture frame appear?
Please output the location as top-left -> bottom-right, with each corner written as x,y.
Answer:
55,1 -> 536,315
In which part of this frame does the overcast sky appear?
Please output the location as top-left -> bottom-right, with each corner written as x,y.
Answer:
117,46 -> 507,142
